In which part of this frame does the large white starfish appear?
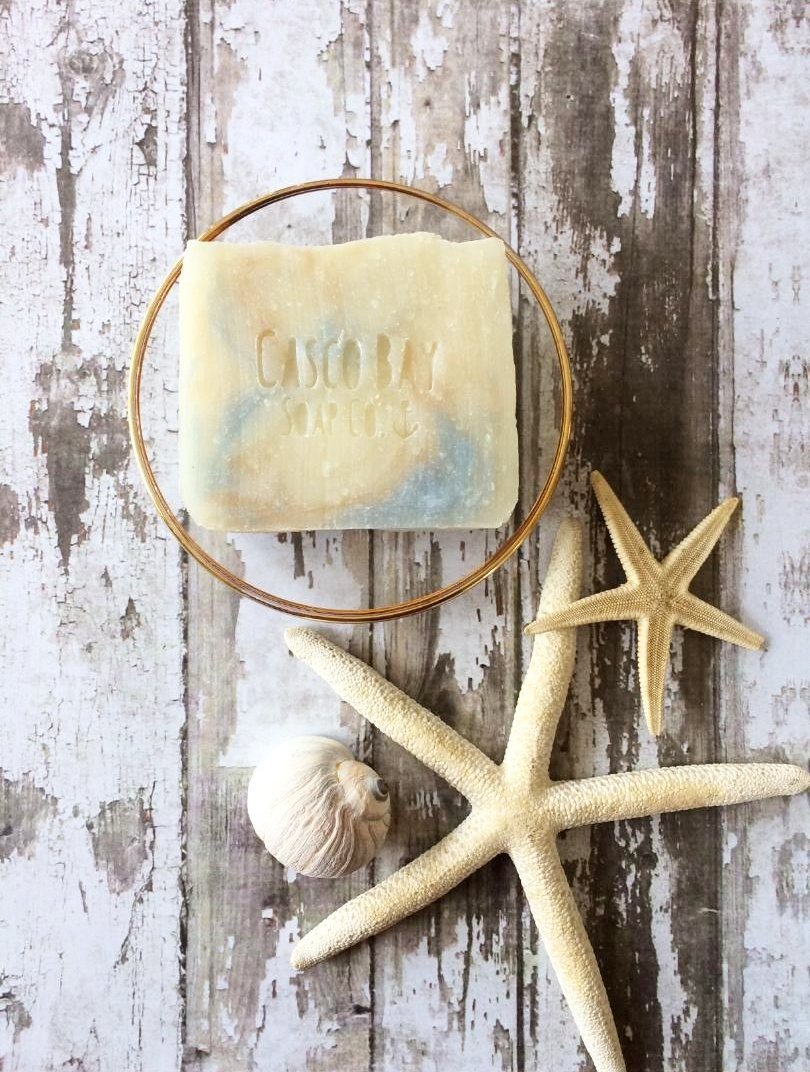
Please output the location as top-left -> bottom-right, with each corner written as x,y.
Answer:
285,521 -> 808,1072
525,472 -> 764,735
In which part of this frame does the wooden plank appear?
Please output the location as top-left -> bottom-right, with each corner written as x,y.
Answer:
0,2 -> 186,1070
182,2 -> 375,1068
366,2 -> 523,1068
716,4 -> 810,1070
516,2 -> 726,1068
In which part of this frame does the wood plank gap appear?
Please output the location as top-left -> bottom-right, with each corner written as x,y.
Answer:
179,0 -> 198,1063
709,1 -> 725,1063
509,3 -> 527,1070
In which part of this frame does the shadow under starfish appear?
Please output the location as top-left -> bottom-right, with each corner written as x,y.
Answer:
285,520 -> 808,1072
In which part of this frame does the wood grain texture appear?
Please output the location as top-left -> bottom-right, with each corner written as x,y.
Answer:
0,1 -> 186,1070
0,1 -> 807,1071
183,3 -> 376,1069
716,4 -> 810,1069
516,4 -> 724,1068
366,4 -> 525,1069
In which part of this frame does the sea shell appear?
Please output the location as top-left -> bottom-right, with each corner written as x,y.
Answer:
247,735 -> 391,878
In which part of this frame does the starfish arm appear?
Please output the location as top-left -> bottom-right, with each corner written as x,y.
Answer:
504,520 -> 581,784
636,613 -> 675,736
524,584 -> 644,636
547,763 -> 810,830
510,831 -> 626,1072
285,628 -> 499,802
660,497 -> 738,592
674,592 -> 765,651
591,470 -> 658,586
291,813 -> 502,970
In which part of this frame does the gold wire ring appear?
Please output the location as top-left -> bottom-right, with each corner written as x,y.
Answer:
128,177 -> 573,623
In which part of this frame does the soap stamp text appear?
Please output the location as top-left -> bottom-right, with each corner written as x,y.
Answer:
255,330 -> 439,439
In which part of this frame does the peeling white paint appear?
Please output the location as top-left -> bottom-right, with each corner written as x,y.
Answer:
609,0 -> 642,219
377,916 -> 516,1068
253,913 -> 354,1071
609,1 -> 682,221
647,817 -> 696,1068
464,79 -> 509,217
379,34 -> 419,186
208,0 -> 348,236
412,7 -> 451,79
718,4 -> 810,1069
425,140 -> 453,187
0,3 -> 185,1070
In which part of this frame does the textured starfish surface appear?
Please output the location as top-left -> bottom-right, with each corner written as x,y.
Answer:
525,472 -> 765,735
284,521 -> 808,1072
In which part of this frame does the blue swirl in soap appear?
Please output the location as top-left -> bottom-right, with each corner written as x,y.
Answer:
202,395 -> 493,529
210,390 -> 270,491
332,417 -> 492,530
195,315 -> 496,529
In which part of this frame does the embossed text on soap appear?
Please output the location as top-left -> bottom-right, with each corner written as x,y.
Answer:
255,329 -> 439,439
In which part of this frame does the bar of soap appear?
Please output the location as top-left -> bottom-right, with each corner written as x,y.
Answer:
179,232 -> 518,531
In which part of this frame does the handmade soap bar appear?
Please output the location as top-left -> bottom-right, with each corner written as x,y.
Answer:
179,232 -> 518,531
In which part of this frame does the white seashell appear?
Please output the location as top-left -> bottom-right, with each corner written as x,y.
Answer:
247,735 -> 391,878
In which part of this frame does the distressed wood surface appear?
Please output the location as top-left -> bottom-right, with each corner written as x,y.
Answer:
1,2 -> 807,1071
0,2 -> 187,1070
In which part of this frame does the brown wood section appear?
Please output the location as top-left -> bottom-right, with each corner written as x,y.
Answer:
518,4 -> 723,1069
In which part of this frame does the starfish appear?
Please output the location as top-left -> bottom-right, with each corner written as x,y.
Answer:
525,472 -> 765,735
284,521 -> 808,1072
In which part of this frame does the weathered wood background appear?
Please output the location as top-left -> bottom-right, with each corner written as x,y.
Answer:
1,1 -> 808,1070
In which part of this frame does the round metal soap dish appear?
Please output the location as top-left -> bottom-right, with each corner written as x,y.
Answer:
128,177 -> 573,623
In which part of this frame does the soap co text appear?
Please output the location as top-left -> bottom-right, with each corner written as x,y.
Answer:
255,329 -> 439,440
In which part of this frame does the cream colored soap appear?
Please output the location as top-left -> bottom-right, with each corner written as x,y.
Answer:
179,232 -> 518,531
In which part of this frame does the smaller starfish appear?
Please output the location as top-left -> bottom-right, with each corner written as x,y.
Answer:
284,522 -> 805,1072
525,471 -> 764,735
